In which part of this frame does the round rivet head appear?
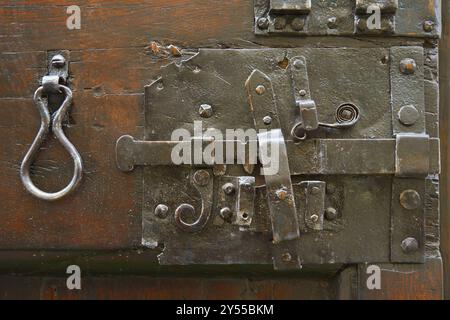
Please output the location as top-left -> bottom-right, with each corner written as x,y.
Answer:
282,252 -> 292,262
193,170 -> 210,186
263,116 -> 272,125
199,104 -> 213,118
398,105 -> 420,126
255,85 -> 266,95
291,17 -> 305,31
51,54 -> 66,68
299,89 -> 307,96
275,189 -> 287,201
400,189 -> 422,210
399,58 -> 417,75
274,17 -> 287,30
310,214 -> 319,223
327,17 -> 337,29
423,20 -> 435,33
325,207 -> 338,221
154,204 -> 169,219
257,17 -> 269,30
222,183 -> 236,195
293,60 -> 304,70
220,207 -> 233,221
401,237 -> 419,254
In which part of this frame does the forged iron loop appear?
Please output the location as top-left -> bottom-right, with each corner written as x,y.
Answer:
20,85 -> 83,201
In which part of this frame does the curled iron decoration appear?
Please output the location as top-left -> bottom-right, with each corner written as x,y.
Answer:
20,85 -> 83,201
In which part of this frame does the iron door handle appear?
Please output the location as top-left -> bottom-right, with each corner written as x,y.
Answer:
20,83 -> 83,201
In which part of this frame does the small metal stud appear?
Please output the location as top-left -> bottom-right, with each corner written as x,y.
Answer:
263,116 -> 272,125
257,17 -> 269,30
400,189 -> 421,210
255,85 -> 266,95
199,104 -> 213,118
399,58 -> 417,75
222,183 -> 236,195
401,237 -> 419,254
423,20 -> 435,33
154,204 -> 169,219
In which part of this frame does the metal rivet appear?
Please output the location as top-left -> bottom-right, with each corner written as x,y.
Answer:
282,252 -> 292,262
154,204 -> 169,219
299,89 -> 307,96
327,17 -> 337,29
51,54 -> 66,68
222,183 -> 235,195
241,212 -> 249,221
193,170 -> 210,186
257,17 -> 269,30
263,116 -> 272,125
220,207 -> 233,221
255,85 -> 266,95
199,104 -> 213,118
274,17 -> 287,30
401,237 -> 419,254
293,60 -> 304,70
398,105 -> 420,126
399,58 -> 417,75
400,189 -> 422,210
291,17 -> 305,31
423,20 -> 435,33
310,186 -> 320,195
325,207 -> 338,221
275,189 -> 287,201
311,214 -> 319,223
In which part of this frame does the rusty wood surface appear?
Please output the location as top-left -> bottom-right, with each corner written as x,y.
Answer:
0,275 -> 335,300
357,258 -> 443,300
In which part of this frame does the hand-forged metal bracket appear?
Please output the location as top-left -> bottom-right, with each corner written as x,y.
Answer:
290,56 -> 360,141
246,69 -> 302,270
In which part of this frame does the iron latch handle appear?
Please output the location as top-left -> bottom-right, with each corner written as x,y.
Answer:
20,53 -> 83,201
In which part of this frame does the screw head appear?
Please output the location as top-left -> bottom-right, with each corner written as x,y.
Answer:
399,58 -> 417,75
398,105 -> 420,126
327,17 -> 337,29
220,207 -> 233,221
263,116 -> 272,125
423,20 -> 435,32
274,17 -> 287,30
325,207 -> 338,221
291,17 -> 305,31
51,54 -> 66,68
257,17 -> 269,30
193,170 -> 210,186
255,85 -> 266,95
222,183 -> 236,195
154,204 -> 169,219
401,237 -> 419,254
400,189 -> 422,210
199,104 -> 213,118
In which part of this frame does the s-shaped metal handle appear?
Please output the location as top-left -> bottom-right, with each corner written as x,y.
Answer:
20,83 -> 83,201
